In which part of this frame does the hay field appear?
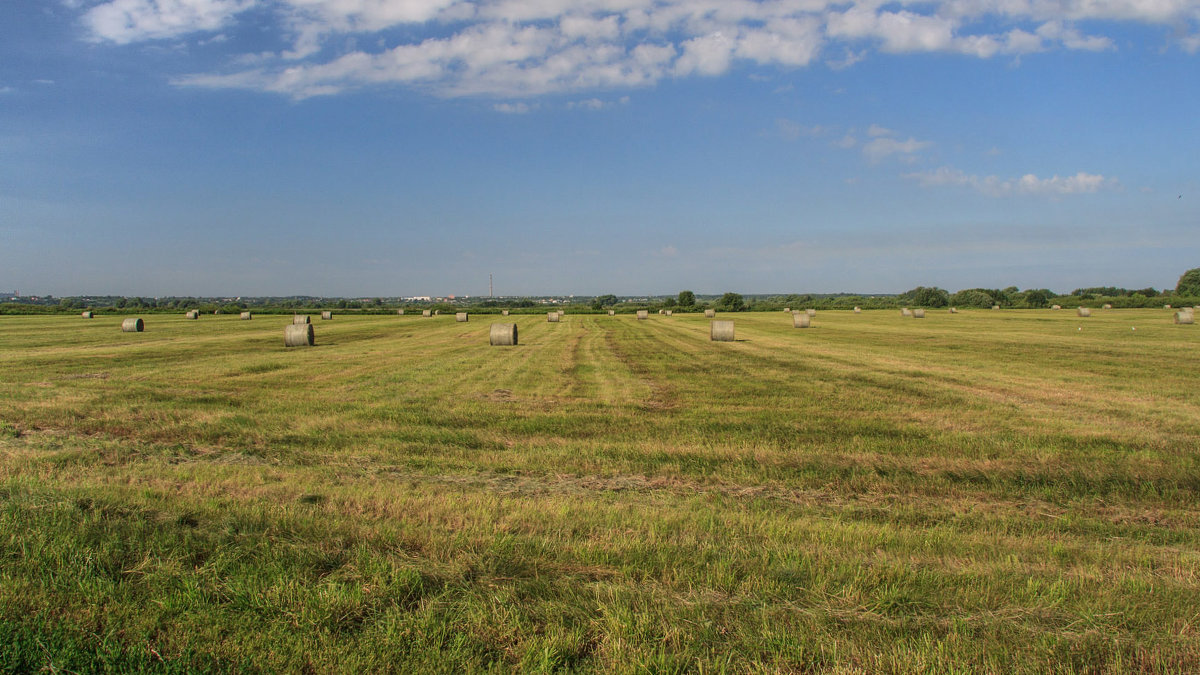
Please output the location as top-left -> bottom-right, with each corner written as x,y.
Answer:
1,310 -> 1198,673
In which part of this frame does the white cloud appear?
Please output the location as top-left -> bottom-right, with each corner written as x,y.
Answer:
492,101 -> 533,113
81,0 -> 1200,99
863,135 -> 932,163
906,166 -> 1119,195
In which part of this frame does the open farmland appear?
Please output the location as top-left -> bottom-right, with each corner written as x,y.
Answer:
1,310 -> 1199,673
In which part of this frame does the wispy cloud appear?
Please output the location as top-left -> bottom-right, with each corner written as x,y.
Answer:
76,0 -> 1196,100
905,166 -> 1119,196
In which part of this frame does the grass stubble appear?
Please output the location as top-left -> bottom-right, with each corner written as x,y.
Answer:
0,310 -> 1198,673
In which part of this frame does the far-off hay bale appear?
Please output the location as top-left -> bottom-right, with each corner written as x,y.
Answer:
502,310 -> 510,316
213,309 -> 222,315
185,310 -> 198,320
1051,305 -> 1062,310
900,308 -> 912,317
992,305 -> 1001,310
489,323 -> 518,345
711,320 -> 735,342
637,310 -> 648,320
665,310 -> 673,316
1164,304 -> 1172,310
608,310 -> 616,316
397,309 -> 405,315
1103,304 -> 1113,310
240,312 -> 252,320
658,309 -> 665,315
81,311 -> 93,319
456,312 -> 468,322
784,308 -> 790,313
1077,307 -> 1092,317
434,310 -> 440,316
547,312 -> 559,323
1174,311 -> 1194,325
793,313 -> 810,328
284,323 -> 314,347
806,309 -> 816,316
853,307 -> 861,313
949,307 -> 958,314
121,318 -> 143,332
293,315 -> 311,325
422,310 -> 432,317
321,311 -> 333,320
913,309 -> 926,318
705,309 -> 715,318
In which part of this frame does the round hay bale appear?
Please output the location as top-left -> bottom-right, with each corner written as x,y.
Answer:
949,307 -> 958,313
711,320 -> 735,341
900,308 -> 912,317
284,323 -> 314,347
608,310 -> 615,316
502,310 -> 510,316
1051,305 -> 1062,310
240,311 -> 252,320
793,313 -> 810,328
1164,304 -> 1172,310
784,308 -> 791,313
434,310 -> 440,316
81,311 -> 93,319
321,311 -> 333,320
121,318 -> 143,332
292,315 -> 311,325
422,310 -> 432,317
806,309 -> 816,316
658,309 -> 665,315
1077,307 -> 1092,317
913,309 -> 926,318
397,309 -> 405,315
665,310 -> 673,316
1174,311 -> 1194,324
704,309 -> 715,318
547,312 -> 559,323
489,323 -> 518,345
853,307 -> 861,313
456,312 -> 468,322
213,309 -> 222,315
637,310 -> 648,320
992,305 -> 1001,310
1103,304 -> 1112,310
185,310 -> 198,320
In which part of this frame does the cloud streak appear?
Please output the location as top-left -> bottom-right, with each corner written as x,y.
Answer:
77,0 -> 1200,99
905,166 -> 1119,196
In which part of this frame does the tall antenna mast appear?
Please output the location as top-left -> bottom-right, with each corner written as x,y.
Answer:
489,274 -> 494,298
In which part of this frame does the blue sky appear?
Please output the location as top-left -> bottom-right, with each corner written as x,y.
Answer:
2,0 -> 1198,297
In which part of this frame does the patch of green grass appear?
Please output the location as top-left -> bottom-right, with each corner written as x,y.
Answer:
1,310 -> 1198,672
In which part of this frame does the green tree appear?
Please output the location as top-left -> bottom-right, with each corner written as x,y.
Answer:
716,292 -> 745,312
677,290 -> 696,307
662,298 -> 676,308
1024,289 -> 1050,308
902,286 -> 950,307
1175,268 -> 1200,296
591,294 -> 618,310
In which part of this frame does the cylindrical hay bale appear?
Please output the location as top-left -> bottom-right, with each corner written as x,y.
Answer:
321,311 -> 333,320
1103,304 -> 1113,310
502,310 -> 510,316
456,312 -> 468,322
489,323 -> 518,345
121,318 -> 143,332
949,307 -> 958,313
665,310 -> 673,316
397,309 -> 405,315
992,305 -> 1001,310
711,320 -> 735,342
240,311 -> 252,320
853,307 -> 861,313
913,309 -> 926,318
704,309 -> 715,318
1051,305 -> 1061,310
1164,304 -> 1172,310
806,309 -> 816,316
637,310 -> 648,320
608,310 -> 616,316
284,323 -> 314,347
422,310 -> 432,317
547,312 -> 559,322
292,315 -> 310,325
213,309 -> 222,315
784,308 -> 791,313
81,311 -> 93,319
793,313 -> 810,328
900,308 -> 912,317
1175,311 -> 1195,324
185,310 -> 198,320
1077,307 -> 1092,317
434,310 -> 440,316
658,309 -> 665,315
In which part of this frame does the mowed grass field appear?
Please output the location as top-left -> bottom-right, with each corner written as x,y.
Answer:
1,309 -> 1199,673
